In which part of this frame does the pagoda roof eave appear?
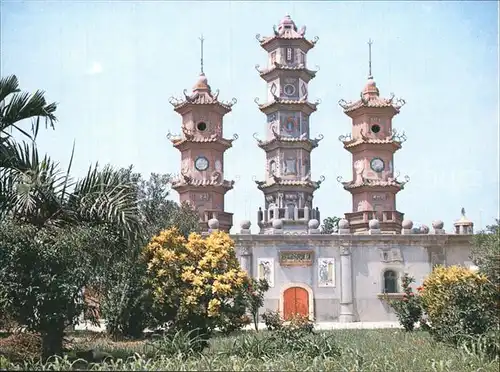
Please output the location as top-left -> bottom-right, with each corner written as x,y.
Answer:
171,179 -> 235,192
342,139 -> 402,153
257,63 -> 317,82
338,95 -> 406,118
169,134 -> 239,151
338,177 -> 409,192
256,98 -> 319,115
172,101 -> 233,115
254,132 -> 324,151
256,34 -> 319,52
255,176 -> 325,191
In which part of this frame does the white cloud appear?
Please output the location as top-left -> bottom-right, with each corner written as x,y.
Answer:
87,62 -> 103,75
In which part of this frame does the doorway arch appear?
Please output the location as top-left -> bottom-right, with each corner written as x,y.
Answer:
279,283 -> 314,320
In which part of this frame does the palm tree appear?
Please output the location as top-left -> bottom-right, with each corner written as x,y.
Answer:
0,75 -> 57,171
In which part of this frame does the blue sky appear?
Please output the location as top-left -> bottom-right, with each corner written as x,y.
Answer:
1,0 -> 498,233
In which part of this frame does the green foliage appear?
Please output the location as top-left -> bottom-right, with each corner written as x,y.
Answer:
321,216 -> 340,234
420,265 -> 498,353
388,274 -> 422,332
245,279 -> 269,331
261,310 -> 283,331
471,219 -> 500,297
2,329 -> 498,371
0,220 -> 120,358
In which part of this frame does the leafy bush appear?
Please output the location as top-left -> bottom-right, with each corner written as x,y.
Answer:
261,310 -> 283,331
286,313 -> 314,334
387,274 -> 422,331
142,228 -> 252,347
420,265 -> 497,345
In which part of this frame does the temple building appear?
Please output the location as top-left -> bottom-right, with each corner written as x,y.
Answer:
169,15 -> 475,323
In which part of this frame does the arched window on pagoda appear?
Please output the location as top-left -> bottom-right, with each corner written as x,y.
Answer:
383,270 -> 399,293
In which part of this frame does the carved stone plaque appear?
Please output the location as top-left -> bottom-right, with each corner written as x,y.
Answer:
279,250 -> 314,267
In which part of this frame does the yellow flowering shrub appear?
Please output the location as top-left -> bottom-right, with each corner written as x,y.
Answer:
420,265 -> 488,318
142,228 -> 251,337
420,265 -> 496,344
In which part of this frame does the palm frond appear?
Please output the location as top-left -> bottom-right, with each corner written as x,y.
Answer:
73,164 -> 142,238
0,75 -> 20,103
0,75 -> 57,141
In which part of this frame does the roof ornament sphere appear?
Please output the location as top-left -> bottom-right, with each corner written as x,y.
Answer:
368,219 -> 380,230
402,219 -> 414,229
208,218 -> 219,230
272,218 -> 283,229
193,72 -> 210,91
420,225 -> 430,234
240,220 -> 251,230
432,220 -> 444,230
339,219 -> 350,229
308,219 -> 320,229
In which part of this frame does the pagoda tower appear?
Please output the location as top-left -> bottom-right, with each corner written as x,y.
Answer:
168,36 -> 238,232
253,15 -> 325,234
337,40 -> 409,234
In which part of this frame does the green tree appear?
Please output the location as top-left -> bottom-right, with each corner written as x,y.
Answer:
472,219 -> 500,287
0,221 -> 120,359
321,216 -> 340,234
101,171 -> 200,339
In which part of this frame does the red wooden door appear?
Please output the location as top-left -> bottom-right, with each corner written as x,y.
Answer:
283,287 -> 309,320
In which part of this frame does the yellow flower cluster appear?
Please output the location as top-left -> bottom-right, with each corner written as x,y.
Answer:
421,265 -> 488,318
143,228 -> 250,320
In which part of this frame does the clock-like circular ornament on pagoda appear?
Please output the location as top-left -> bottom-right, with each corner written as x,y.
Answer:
370,157 -> 385,173
195,156 -> 209,171
283,84 -> 296,96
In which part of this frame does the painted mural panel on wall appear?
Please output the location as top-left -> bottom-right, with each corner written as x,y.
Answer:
280,112 -> 300,137
279,250 -> 314,267
257,258 -> 275,287
318,258 -> 335,287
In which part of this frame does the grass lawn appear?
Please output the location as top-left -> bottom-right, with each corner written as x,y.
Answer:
0,328 -> 497,371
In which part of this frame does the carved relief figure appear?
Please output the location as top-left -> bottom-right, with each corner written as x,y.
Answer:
354,160 -> 365,183
318,258 -> 335,287
269,160 -> 276,176
357,200 -> 369,212
215,160 -> 222,172
258,258 -> 274,287
284,158 -> 297,175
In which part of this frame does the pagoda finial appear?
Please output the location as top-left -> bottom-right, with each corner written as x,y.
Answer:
368,38 -> 373,79
199,34 -> 205,74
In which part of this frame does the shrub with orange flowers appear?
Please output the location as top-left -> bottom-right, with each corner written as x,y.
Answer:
142,228 -> 252,348
419,265 -> 497,346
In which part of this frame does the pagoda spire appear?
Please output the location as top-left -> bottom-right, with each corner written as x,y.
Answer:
368,38 -> 373,79
199,34 -> 205,74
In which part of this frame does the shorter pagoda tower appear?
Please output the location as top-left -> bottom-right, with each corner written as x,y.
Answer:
337,40 -> 409,234
168,36 -> 238,232
253,15 -> 325,234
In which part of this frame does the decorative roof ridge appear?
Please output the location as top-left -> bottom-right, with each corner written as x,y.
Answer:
253,131 -> 323,147
168,89 -> 237,110
167,131 -> 239,145
336,174 -> 410,189
338,128 -> 407,146
255,62 -> 319,76
254,96 -> 321,109
338,92 -> 405,113
255,175 -> 326,189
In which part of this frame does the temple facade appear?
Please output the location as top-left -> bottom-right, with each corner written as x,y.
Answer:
169,15 -> 475,323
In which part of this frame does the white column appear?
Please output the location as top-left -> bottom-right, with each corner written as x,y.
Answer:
339,244 -> 354,322
240,245 -> 252,276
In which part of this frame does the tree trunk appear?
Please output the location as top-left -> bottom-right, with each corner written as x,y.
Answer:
41,326 -> 65,361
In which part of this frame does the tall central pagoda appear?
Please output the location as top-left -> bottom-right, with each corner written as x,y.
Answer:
253,15 -> 325,234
